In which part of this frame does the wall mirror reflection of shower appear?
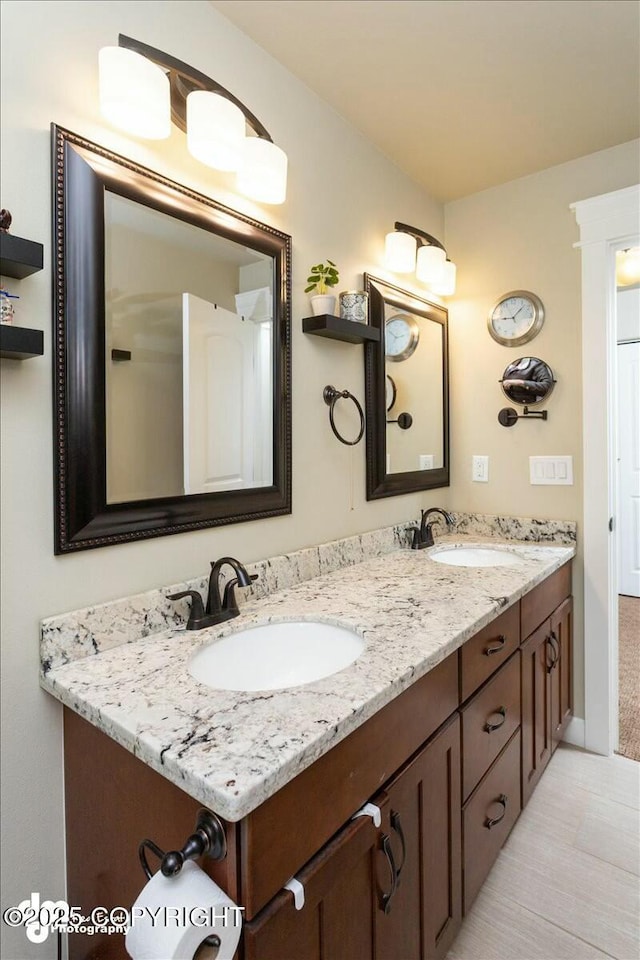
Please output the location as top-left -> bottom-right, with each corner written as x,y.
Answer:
105,193 -> 274,504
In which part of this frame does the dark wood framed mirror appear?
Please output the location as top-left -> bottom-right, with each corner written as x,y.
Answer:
364,274 -> 449,499
52,125 -> 291,554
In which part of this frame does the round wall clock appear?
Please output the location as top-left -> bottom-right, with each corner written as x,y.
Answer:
487,290 -> 545,346
385,313 -> 420,361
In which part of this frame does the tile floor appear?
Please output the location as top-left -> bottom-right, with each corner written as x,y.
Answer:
447,745 -> 640,960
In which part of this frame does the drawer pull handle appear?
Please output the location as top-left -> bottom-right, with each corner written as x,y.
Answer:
550,630 -> 560,667
379,833 -> 398,914
545,635 -> 558,674
484,794 -> 508,830
484,635 -> 506,656
484,706 -> 507,733
390,810 -> 407,882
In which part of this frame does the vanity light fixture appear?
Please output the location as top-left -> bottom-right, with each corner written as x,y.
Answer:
384,222 -> 457,296
98,35 -> 288,204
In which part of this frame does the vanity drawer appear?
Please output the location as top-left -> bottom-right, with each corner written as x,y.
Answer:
462,729 -> 521,914
461,652 -> 521,801
521,562 -> 571,639
459,603 -> 520,702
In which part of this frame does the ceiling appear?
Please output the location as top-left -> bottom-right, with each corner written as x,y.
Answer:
210,0 -> 640,202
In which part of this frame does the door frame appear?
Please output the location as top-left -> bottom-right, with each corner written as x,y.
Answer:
571,184 -> 640,756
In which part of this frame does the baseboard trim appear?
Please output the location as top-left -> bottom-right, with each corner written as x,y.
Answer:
563,716 -> 585,748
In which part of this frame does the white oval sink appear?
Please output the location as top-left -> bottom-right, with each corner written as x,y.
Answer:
189,621 -> 364,692
430,547 -> 521,568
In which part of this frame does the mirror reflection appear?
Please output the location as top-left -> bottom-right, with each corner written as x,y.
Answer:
383,305 -> 444,474
105,194 -> 274,504
364,274 -> 449,500
500,357 -> 555,406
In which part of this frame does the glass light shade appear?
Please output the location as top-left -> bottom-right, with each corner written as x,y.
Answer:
431,260 -> 457,297
237,138 -> 288,204
616,247 -> 640,287
99,47 -> 170,140
186,91 -> 246,171
416,244 -> 446,284
385,231 -> 416,273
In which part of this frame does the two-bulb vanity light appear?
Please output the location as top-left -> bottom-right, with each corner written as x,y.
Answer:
385,222 -> 457,296
98,36 -> 287,204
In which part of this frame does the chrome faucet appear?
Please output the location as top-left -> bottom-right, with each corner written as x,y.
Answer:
411,507 -> 454,550
169,556 -> 257,630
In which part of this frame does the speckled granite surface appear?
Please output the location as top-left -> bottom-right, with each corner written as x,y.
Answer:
40,523 -> 575,822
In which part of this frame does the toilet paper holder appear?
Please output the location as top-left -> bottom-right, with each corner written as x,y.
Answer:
139,808 -> 227,880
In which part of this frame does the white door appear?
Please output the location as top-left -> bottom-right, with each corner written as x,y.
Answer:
182,293 -> 257,494
617,340 -> 640,597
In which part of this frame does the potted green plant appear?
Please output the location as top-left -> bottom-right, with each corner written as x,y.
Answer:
305,260 -> 340,316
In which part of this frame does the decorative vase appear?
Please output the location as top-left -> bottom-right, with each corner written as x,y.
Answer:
339,290 -> 369,323
310,294 -> 337,317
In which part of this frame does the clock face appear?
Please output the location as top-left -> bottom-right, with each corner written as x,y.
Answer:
488,291 -> 544,346
385,314 -> 419,361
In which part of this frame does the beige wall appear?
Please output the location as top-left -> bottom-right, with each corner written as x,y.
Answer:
0,2 -> 443,951
444,139 -> 640,719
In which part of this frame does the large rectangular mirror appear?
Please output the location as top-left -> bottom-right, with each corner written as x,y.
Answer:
52,126 -> 291,553
364,274 -> 449,498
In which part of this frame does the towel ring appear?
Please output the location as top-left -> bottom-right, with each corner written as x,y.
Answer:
323,385 -> 365,446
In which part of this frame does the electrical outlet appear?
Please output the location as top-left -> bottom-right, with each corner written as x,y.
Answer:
472,455 -> 489,482
419,454 -> 435,470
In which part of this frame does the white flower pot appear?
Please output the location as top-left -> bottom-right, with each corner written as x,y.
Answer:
310,294 -> 337,317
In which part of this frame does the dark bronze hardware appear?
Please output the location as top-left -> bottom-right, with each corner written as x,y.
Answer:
484,634 -> 507,656
387,412 -> 413,430
498,406 -> 549,427
545,635 -> 558,674
139,808 -> 227,880
411,506 -> 454,550
390,811 -> 406,883
323,385 -> 365,446
549,630 -> 560,666
484,706 -> 507,733
379,833 -> 398,914
484,794 -> 508,830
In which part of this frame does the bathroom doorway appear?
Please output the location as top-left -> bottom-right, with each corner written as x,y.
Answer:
573,185 -> 639,758
615,267 -> 640,762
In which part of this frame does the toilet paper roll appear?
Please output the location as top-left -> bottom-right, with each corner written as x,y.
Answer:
126,861 -> 242,960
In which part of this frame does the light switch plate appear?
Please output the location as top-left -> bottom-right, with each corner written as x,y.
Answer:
529,456 -> 574,485
472,455 -> 489,482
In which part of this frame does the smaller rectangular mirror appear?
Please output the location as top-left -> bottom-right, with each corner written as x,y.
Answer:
364,274 -> 449,499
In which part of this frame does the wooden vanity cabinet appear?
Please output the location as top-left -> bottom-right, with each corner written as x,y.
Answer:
62,562 -> 573,960
521,564 -> 572,806
243,715 -> 462,960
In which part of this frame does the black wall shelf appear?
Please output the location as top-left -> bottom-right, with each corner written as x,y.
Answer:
0,325 -> 44,359
303,314 -> 380,345
0,233 -> 44,279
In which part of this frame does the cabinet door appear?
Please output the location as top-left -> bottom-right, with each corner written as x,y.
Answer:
521,618 -> 554,806
550,596 -> 573,752
242,798 -> 388,960
376,714 -> 462,960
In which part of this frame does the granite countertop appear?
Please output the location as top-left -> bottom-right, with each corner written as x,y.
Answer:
40,536 -> 574,822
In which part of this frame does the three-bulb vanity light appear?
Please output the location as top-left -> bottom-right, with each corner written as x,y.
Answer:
384,222 -> 457,296
98,35 -> 287,205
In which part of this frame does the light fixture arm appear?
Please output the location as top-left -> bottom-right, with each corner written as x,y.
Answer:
118,34 -> 273,142
393,221 -> 447,254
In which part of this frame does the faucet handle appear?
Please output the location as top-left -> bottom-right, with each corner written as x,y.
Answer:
168,590 -> 206,630
222,574 -> 258,616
